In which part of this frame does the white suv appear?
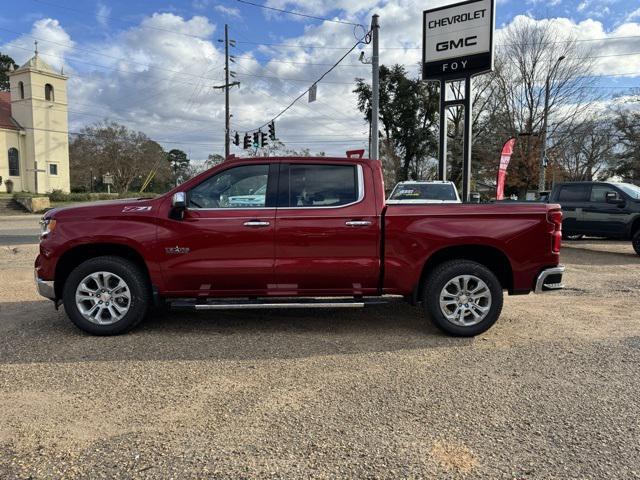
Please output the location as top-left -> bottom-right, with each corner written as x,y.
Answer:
387,181 -> 461,204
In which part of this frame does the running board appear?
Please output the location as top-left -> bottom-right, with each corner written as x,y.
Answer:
169,296 -> 399,311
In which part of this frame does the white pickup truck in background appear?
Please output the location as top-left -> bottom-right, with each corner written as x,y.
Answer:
386,181 -> 461,204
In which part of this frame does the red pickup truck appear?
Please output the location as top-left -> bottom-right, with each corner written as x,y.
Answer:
35,157 -> 564,336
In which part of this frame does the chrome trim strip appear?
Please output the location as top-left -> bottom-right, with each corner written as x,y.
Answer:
34,271 -> 56,300
278,164 -> 365,210
193,302 -> 365,310
534,265 -> 565,294
187,164 -> 366,212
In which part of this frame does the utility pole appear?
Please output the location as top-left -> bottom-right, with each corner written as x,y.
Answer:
538,55 -> 565,192
214,24 -> 239,159
371,14 -> 380,161
224,24 -> 230,159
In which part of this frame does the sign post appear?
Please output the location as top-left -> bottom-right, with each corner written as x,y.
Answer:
423,0 -> 495,201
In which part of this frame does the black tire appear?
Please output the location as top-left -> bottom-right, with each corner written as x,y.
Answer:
62,256 -> 150,335
423,260 -> 503,337
633,230 -> 640,256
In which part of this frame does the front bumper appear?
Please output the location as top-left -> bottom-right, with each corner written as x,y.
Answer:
35,269 -> 56,300
534,265 -> 565,293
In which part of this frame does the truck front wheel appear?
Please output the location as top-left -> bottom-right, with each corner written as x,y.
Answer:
423,260 -> 503,337
62,256 -> 150,335
633,230 -> 640,256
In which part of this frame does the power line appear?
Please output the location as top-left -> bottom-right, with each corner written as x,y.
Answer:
233,0 -> 365,27
232,41 -> 362,126
233,54 -> 368,67
243,31 -> 372,132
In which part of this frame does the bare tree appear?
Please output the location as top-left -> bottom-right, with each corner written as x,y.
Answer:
610,107 -> 640,182
551,119 -> 614,181
491,19 -> 599,195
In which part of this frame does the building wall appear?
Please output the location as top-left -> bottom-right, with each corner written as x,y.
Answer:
0,128 -> 25,192
8,63 -> 70,193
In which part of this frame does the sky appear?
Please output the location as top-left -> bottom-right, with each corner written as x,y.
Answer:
0,0 -> 639,160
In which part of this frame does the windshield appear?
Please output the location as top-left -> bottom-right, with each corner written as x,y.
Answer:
617,183 -> 640,200
390,183 -> 457,201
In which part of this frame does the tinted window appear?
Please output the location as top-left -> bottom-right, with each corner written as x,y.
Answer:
287,164 -> 358,207
589,185 -> 613,203
390,183 -> 457,201
189,164 -> 269,208
558,184 -> 589,202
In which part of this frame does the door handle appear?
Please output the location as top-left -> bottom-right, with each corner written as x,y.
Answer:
345,220 -> 372,227
243,220 -> 270,227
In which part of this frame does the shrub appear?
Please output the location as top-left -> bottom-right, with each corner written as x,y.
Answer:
49,190 -> 117,202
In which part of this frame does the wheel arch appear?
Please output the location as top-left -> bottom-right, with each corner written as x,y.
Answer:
54,243 -> 151,299
630,214 -> 640,239
415,244 -> 513,302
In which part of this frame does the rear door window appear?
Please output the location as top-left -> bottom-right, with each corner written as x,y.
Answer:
558,185 -> 589,202
284,164 -> 359,207
589,185 -> 612,203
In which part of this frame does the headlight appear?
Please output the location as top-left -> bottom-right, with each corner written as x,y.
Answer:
40,218 -> 56,239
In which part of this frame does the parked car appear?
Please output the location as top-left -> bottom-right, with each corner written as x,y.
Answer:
547,181 -> 640,255
35,157 -> 564,337
387,180 -> 461,204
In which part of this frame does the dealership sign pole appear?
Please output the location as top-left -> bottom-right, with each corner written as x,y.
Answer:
423,0 -> 495,201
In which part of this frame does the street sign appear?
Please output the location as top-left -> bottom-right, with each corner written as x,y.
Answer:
422,0 -> 495,80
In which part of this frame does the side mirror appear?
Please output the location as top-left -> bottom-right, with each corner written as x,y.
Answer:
469,192 -> 481,203
605,191 -> 624,205
170,192 -> 186,220
172,191 -> 186,208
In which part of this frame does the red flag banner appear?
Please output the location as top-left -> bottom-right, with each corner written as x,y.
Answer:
496,138 -> 516,200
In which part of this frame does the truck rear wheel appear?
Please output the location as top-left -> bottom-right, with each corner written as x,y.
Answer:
423,260 -> 503,337
633,230 -> 640,256
62,256 -> 150,335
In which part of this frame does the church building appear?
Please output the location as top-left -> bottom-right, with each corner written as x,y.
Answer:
0,47 -> 70,193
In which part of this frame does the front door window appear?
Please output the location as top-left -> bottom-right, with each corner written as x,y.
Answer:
189,164 -> 269,209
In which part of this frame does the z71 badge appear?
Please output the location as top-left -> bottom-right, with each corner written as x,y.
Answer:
122,206 -> 152,213
165,246 -> 190,255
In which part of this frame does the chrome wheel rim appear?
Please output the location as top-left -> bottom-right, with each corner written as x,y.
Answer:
75,271 -> 131,325
439,275 -> 492,327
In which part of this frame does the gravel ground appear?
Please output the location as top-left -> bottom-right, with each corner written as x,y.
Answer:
0,238 -> 639,479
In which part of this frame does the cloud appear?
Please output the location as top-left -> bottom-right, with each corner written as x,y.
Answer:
626,8 -> 640,22
96,2 -> 111,28
3,7 -> 639,161
1,18 -> 74,71
213,5 -> 242,18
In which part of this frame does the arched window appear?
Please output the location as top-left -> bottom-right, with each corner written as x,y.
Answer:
18,81 -> 24,99
8,148 -> 20,176
45,83 -> 54,101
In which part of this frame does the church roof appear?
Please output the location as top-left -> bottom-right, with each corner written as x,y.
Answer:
0,92 -> 20,131
14,54 -> 57,75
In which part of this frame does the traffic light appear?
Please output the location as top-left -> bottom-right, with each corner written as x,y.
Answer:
243,133 -> 251,149
268,121 -> 276,141
260,130 -> 268,148
252,132 -> 260,148
233,131 -> 240,146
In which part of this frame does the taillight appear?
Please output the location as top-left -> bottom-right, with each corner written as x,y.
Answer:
547,209 -> 562,253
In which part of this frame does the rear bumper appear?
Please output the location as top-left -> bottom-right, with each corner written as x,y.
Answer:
35,269 -> 56,300
534,265 -> 565,293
